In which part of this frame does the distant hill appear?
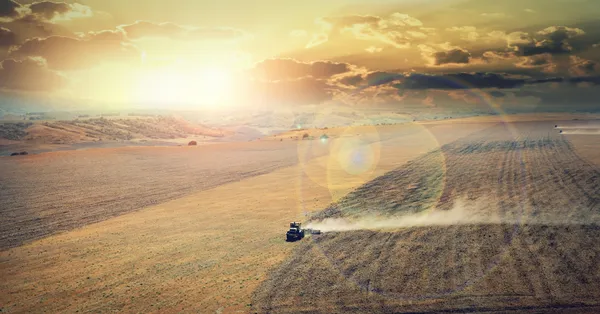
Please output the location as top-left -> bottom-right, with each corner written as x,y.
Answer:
0,116 -> 231,145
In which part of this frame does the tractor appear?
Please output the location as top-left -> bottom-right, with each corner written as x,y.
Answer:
286,222 -> 305,242
285,222 -> 320,241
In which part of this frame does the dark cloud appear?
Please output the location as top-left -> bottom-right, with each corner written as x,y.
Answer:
0,2 -> 92,44
252,58 -> 351,81
0,0 -> 21,18
119,21 -> 248,41
395,73 -> 527,90
530,77 -> 564,84
433,48 -> 471,65
568,76 -> 600,85
0,57 -> 66,91
364,71 -> 404,86
518,26 -> 585,56
337,74 -> 363,86
28,1 -> 71,20
0,26 -> 16,46
488,90 -> 505,97
1,1 -> 92,22
9,32 -> 140,70
0,16 -> 73,41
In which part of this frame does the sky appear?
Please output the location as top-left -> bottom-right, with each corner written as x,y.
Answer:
0,0 -> 599,113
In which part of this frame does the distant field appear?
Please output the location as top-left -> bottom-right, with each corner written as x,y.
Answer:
0,141 -> 305,249
253,121 -> 600,313
0,116 -> 228,155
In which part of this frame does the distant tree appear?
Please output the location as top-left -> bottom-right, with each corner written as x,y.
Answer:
188,140 -> 197,146
302,133 -> 309,139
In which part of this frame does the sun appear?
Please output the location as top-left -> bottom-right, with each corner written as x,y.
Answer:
133,66 -> 232,107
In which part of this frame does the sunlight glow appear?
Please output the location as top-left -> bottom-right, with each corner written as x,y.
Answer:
134,66 -> 232,107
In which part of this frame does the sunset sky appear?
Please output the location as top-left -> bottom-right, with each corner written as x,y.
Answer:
0,0 -> 599,113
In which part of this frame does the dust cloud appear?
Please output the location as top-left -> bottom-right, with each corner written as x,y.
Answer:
307,199 -> 600,232
560,129 -> 600,135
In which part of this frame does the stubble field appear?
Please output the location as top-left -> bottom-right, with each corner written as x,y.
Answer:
254,121 -> 600,313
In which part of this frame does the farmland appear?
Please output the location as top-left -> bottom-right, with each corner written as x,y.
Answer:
1,117 -> 599,313
253,122 -> 600,313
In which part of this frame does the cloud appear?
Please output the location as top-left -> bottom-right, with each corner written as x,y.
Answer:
241,58 -> 358,106
251,58 -> 351,81
518,26 -> 585,56
482,50 -> 517,61
0,26 -> 16,46
1,1 -> 92,22
0,0 -> 21,19
337,74 -> 364,87
28,1 -> 70,20
489,90 -> 505,97
28,1 -> 92,21
445,26 -> 479,42
306,33 -> 327,48
568,76 -> 600,85
363,71 -> 404,86
395,73 -> 526,90
9,31 -> 140,70
382,13 -> 423,27
0,57 -> 66,91
365,46 -> 382,53
118,21 -> 184,39
331,70 -> 543,92
569,56 -> 600,76
307,12 -> 424,48
406,30 -> 427,39
118,20 -> 249,42
340,23 -> 409,48
433,48 -> 471,65
417,43 -> 472,66
516,53 -> 556,72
